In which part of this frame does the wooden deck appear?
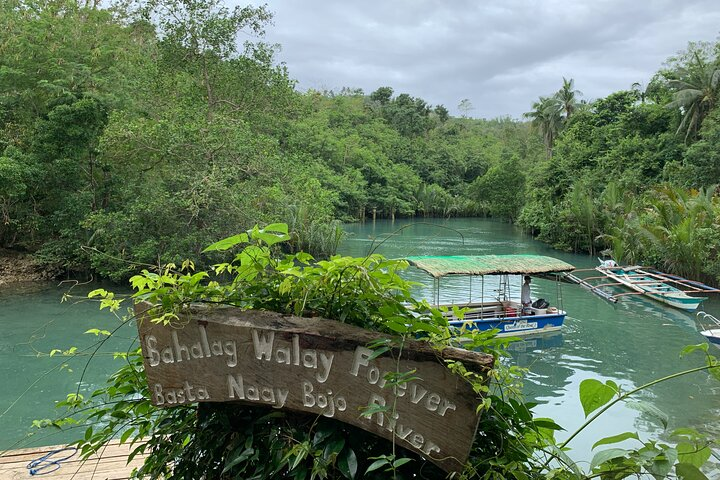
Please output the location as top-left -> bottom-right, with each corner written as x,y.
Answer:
0,441 -> 145,479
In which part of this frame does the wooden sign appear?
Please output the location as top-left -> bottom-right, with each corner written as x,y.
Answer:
135,302 -> 494,472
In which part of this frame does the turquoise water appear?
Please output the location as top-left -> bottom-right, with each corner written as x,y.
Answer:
1,218 -> 718,474
0,282 -> 135,451
341,218 -> 720,471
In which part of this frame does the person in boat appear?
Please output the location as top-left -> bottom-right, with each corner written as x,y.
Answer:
521,276 -> 532,307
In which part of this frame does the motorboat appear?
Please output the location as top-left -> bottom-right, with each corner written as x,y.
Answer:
405,255 -> 575,336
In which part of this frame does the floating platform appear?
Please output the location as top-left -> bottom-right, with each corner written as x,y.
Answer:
0,441 -> 145,479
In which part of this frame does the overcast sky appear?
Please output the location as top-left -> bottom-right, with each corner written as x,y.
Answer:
245,1 -> 720,119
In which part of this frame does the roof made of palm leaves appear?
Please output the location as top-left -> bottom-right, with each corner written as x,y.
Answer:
405,255 -> 575,278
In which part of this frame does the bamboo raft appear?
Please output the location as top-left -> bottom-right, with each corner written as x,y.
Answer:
0,441 -> 145,479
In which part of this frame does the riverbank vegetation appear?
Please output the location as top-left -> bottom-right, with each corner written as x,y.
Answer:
1,0 -> 719,286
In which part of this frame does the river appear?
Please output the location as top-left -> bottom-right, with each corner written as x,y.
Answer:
341,218 -> 720,470
1,218 -> 718,472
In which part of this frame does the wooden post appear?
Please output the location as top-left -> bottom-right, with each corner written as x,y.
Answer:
135,303 -> 494,473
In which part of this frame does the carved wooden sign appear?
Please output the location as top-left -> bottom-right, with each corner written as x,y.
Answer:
135,302 -> 494,472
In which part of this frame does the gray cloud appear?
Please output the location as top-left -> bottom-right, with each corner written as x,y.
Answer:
244,0 -> 720,118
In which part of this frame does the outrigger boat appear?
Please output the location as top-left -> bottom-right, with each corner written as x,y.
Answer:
566,260 -> 719,311
698,312 -> 720,348
405,255 -> 575,336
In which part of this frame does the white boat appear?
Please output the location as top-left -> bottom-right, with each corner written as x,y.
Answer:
595,264 -> 708,311
405,255 -> 575,337
698,312 -> 720,348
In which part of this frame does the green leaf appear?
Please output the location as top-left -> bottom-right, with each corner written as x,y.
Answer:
337,447 -> 357,479
677,442 -> 712,468
84,328 -> 111,336
547,445 -> 582,477
120,427 -> 135,444
672,428 -> 702,439
675,463 -> 709,480
532,418 -> 565,431
625,400 -> 669,429
360,404 -> 388,418
511,471 -> 529,480
392,457 -> 412,468
592,431 -> 640,450
579,379 -> 617,417
410,320 -> 441,334
248,224 -> 290,246
322,438 -> 344,461
222,447 -> 254,474
263,223 -> 289,234
202,233 -> 249,253
648,447 -> 677,478
680,343 -> 709,357
365,458 -> 388,474
312,426 -> 334,447
590,448 -> 630,470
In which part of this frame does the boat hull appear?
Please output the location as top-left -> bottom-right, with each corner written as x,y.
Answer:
648,293 -> 705,311
597,267 -> 706,311
701,329 -> 720,348
448,313 -> 566,337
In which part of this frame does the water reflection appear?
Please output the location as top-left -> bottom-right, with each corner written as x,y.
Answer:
507,332 -> 564,354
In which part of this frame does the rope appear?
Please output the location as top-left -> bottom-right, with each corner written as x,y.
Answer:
26,446 -> 77,475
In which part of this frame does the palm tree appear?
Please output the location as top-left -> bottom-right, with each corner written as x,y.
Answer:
665,51 -> 720,141
524,96 -> 563,158
637,185 -> 716,278
555,77 -> 582,120
631,82 -> 647,103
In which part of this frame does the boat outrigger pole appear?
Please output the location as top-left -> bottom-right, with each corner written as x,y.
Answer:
561,271 -> 618,303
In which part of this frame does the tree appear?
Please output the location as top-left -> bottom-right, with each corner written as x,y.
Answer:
631,82 -> 648,104
555,77 -> 582,120
137,0 -> 272,119
592,90 -> 637,127
673,108 -> 720,187
524,96 -> 562,158
433,104 -> 450,123
470,154 -> 526,221
382,93 -> 431,137
369,86 -> 393,105
458,98 -> 474,118
665,48 -> 720,141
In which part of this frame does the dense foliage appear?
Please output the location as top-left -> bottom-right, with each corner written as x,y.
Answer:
5,2 -> 718,284
0,0 -> 544,281
44,225 -> 719,479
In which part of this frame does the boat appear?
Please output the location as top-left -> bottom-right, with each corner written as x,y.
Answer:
594,263 -> 709,311
698,312 -> 720,348
405,255 -> 575,337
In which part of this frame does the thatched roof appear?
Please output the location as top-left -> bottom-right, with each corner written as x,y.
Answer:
405,255 -> 575,278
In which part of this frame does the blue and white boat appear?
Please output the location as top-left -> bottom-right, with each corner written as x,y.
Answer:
405,255 -> 575,337
596,263 -> 709,311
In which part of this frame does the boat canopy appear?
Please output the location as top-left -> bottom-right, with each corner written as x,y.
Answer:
405,255 -> 575,278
